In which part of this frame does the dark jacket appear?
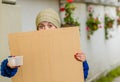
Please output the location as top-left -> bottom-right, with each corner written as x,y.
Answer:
83,60 -> 89,80
0,59 -> 18,78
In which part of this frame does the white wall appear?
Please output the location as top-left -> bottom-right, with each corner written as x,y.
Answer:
0,4 -> 21,82
61,3 -> 120,81
17,0 -> 59,32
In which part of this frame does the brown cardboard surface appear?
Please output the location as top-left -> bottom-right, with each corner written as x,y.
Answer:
8,27 -> 84,82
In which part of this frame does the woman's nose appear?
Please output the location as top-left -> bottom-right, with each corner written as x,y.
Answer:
44,26 -> 49,30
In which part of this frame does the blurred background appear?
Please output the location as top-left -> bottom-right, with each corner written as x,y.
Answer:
1,0 -> 120,82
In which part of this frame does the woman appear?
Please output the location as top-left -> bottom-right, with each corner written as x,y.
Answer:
1,8 -> 89,80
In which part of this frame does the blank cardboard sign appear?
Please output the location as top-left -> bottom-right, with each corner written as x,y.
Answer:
8,27 -> 84,82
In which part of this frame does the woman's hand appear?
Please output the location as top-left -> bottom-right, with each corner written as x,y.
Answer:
7,56 -> 21,69
74,52 -> 86,62
7,62 -> 20,69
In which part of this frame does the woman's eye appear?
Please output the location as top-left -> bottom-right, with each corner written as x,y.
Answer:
38,26 -> 44,29
48,24 -> 53,28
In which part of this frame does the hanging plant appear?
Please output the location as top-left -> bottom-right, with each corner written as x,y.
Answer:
104,14 -> 114,39
86,5 -> 101,39
60,0 -> 80,27
105,15 -> 114,28
116,7 -> 120,25
117,18 -> 120,25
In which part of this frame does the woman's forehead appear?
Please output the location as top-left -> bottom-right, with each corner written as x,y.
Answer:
39,21 -> 54,25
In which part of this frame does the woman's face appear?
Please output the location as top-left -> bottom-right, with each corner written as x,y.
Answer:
37,21 -> 57,31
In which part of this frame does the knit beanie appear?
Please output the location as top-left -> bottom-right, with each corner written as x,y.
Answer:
36,8 -> 61,28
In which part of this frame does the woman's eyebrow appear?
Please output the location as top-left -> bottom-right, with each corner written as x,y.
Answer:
48,22 -> 53,25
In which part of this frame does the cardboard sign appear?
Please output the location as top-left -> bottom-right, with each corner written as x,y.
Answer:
8,27 -> 84,82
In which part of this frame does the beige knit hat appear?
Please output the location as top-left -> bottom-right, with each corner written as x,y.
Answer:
36,8 -> 61,29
